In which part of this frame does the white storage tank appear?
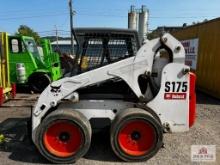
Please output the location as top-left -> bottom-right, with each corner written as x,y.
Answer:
128,5 -> 138,30
138,5 -> 149,43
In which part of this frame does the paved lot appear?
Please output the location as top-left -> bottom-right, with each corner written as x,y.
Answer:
0,92 -> 219,165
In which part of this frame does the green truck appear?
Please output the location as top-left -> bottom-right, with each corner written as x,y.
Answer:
8,35 -> 62,92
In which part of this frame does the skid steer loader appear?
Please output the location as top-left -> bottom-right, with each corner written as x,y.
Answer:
31,33 -> 196,163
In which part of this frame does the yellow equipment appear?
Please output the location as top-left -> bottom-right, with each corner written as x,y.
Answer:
0,32 -> 16,105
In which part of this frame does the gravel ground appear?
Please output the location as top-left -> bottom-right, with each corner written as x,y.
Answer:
0,92 -> 219,165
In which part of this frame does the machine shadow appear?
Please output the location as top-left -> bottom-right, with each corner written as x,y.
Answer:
16,85 -> 33,94
0,118 -> 48,164
0,118 -> 120,163
196,90 -> 220,105
84,128 -> 120,162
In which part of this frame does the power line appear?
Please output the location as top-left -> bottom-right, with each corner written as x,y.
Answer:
0,12 -> 68,21
0,8 -> 217,24
0,7 -> 219,16
0,13 -> 217,22
77,13 -> 218,19
155,15 -> 215,19
0,8 -> 67,14
0,10 -> 67,16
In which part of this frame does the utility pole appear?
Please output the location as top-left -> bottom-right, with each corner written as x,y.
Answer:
69,0 -> 74,56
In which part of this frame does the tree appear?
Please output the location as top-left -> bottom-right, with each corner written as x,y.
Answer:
16,25 -> 40,44
182,23 -> 187,27
203,19 -> 208,22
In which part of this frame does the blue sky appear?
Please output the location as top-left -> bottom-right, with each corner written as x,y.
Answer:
0,0 -> 219,36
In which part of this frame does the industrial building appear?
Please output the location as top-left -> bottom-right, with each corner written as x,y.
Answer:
51,40 -> 73,54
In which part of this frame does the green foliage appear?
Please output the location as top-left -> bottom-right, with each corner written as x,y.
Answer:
16,25 -> 40,44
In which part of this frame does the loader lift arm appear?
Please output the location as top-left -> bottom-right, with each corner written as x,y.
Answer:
32,33 -> 185,129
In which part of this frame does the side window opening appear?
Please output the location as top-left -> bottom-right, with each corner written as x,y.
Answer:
10,38 -> 25,54
80,39 -> 103,71
108,39 -> 128,61
77,33 -> 139,73
11,39 -> 19,53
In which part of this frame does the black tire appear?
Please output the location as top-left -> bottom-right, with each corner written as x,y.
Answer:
29,73 -> 51,93
110,108 -> 163,162
35,109 -> 92,164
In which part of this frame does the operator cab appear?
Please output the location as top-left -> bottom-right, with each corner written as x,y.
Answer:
72,28 -> 140,100
74,28 -> 140,73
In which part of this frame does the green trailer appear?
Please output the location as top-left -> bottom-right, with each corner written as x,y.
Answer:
8,35 -> 62,92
